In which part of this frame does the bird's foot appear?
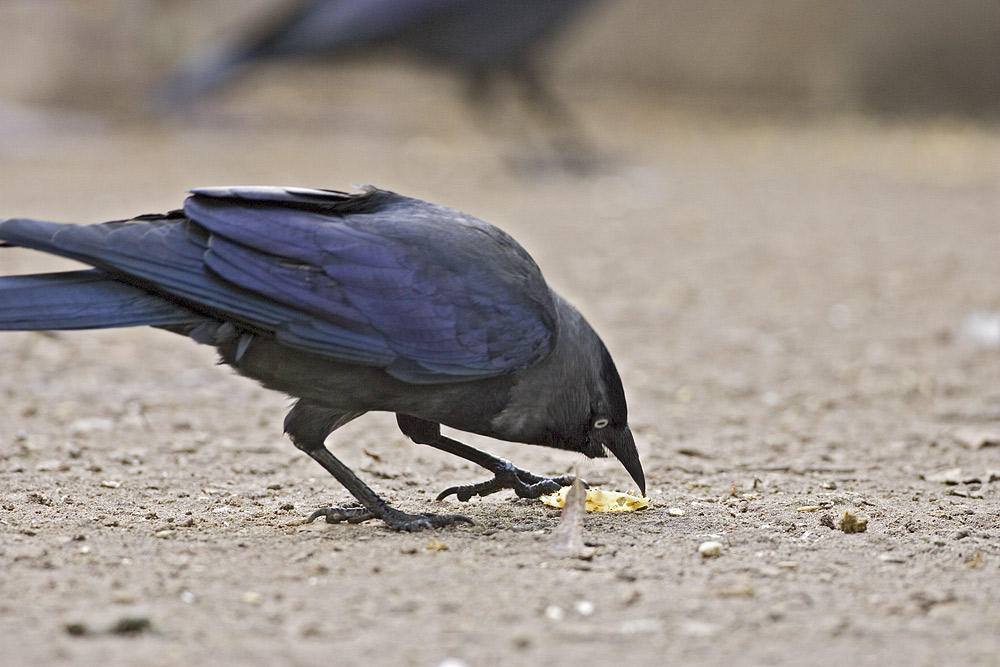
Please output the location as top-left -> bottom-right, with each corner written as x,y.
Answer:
305,504 -> 473,532
306,505 -> 375,525
437,462 -> 581,502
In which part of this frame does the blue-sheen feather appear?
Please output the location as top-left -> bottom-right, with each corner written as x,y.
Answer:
0,270 -> 202,330
1,187 -> 556,382
189,190 -> 553,375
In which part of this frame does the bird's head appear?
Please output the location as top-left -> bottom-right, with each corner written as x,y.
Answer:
578,346 -> 645,495
584,418 -> 644,494
491,297 -> 645,494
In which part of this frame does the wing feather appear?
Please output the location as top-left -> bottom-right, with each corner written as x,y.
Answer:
1,186 -> 556,383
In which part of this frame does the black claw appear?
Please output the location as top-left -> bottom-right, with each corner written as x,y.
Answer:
546,474 -> 584,488
437,466 -> 580,502
306,506 -> 374,524
520,478 -> 564,498
381,508 -> 474,532
438,485 -> 473,501
305,505 -> 472,531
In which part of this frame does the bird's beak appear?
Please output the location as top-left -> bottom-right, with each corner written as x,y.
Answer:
606,425 -> 645,495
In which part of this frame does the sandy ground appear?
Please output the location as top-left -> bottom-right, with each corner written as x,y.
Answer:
1,72 -> 999,666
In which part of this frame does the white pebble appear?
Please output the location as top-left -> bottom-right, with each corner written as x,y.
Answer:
70,417 -> 115,434
437,659 -> 470,667
961,311 -> 1000,348
544,604 -> 565,621
574,600 -> 595,616
667,507 -> 686,517
699,540 -> 723,557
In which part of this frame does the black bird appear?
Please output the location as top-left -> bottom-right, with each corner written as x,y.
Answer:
161,0 -> 593,104
157,0 -> 599,168
0,186 -> 643,531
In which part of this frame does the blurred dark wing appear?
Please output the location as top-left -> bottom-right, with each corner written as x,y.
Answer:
249,0 -> 453,57
157,0 -> 452,104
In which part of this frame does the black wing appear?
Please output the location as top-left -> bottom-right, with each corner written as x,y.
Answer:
0,187 -> 556,384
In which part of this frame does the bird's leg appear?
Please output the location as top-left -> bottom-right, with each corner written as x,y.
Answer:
465,67 -> 597,175
465,69 -> 525,155
286,402 -> 473,531
396,415 -> 580,502
299,446 -> 473,530
509,64 -> 603,174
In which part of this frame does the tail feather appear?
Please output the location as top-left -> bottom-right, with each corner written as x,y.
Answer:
0,270 -> 203,331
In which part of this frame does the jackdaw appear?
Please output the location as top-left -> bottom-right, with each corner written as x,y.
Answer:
161,0 -> 593,104
0,186 -> 643,531
156,0 -> 599,168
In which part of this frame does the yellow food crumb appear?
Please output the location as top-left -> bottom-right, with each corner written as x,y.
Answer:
838,509 -> 868,533
540,487 -> 650,512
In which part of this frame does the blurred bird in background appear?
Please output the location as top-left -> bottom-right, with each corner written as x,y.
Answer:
156,0 -> 603,171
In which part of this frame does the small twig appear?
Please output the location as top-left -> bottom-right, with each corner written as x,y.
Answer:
548,474 -> 595,559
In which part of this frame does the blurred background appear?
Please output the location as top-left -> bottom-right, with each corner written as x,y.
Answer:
2,0 -> 999,117
0,1 -> 996,210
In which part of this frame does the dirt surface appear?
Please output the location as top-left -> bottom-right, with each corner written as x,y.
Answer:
1,75 -> 999,666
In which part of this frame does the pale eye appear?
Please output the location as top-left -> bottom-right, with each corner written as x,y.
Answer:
593,417 -> 610,429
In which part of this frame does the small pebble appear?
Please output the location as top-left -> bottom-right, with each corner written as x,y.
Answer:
242,591 -> 263,605
699,541 -> 723,557
70,417 -> 115,434
109,614 -> 152,635
65,611 -> 152,637
878,553 -> 907,563
437,659 -> 471,667
574,600 -> 595,616
667,507 -> 686,517
544,604 -> 565,621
